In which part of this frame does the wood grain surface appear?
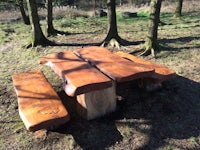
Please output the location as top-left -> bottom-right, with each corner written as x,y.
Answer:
115,51 -> 176,81
12,70 -> 70,131
75,46 -> 155,82
40,51 -> 112,96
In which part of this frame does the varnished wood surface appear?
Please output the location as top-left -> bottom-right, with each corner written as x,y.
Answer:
40,51 -> 112,96
74,46 -> 113,62
75,46 -> 155,82
12,70 -> 70,131
115,51 -> 176,81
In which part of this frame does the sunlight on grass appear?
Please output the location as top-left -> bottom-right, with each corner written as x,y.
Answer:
0,2 -> 200,149
137,10 -> 150,17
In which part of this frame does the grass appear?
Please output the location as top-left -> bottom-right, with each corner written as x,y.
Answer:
0,1 -> 200,149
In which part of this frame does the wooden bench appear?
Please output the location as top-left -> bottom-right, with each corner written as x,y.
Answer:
74,46 -> 155,82
12,70 -> 70,131
115,51 -> 176,90
40,51 -> 116,120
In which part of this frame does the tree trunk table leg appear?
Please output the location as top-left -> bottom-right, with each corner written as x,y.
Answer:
76,82 -> 116,120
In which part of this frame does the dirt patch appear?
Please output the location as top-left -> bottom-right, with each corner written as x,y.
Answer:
0,3 -> 200,149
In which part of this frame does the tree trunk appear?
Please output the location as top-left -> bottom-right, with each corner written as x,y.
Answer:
26,0 -> 52,47
94,0 -> 97,10
141,0 -> 162,57
17,0 -> 30,25
46,0 -> 56,36
101,0 -> 122,48
174,0 -> 183,17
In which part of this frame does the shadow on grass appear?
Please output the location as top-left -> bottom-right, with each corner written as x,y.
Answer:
52,29 -> 104,36
55,91 -> 123,150
24,41 -> 101,48
54,42 -> 101,47
159,36 -> 200,51
116,75 -> 200,149
121,39 -> 145,46
36,38 -> 144,48
54,39 -> 145,47
54,75 -> 200,149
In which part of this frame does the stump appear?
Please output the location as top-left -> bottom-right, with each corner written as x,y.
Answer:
121,12 -> 137,18
94,9 -> 107,17
76,82 -> 116,120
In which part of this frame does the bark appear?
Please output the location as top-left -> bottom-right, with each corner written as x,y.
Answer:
94,0 -> 97,10
119,0 -> 122,6
129,0 -> 134,5
101,0 -> 123,48
141,0 -> 162,57
174,0 -> 183,17
16,0 -> 30,25
46,0 -> 56,36
26,0 -> 52,47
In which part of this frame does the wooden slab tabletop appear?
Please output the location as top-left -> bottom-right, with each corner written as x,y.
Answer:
40,51 -> 112,96
74,46 -> 113,62
115,51 -> 176,80
75,46 -> 155,82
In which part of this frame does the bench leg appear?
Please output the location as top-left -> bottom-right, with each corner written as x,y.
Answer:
76,82 -> 116,120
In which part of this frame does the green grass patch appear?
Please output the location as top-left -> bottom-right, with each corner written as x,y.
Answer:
116,11 -> 149,23
137,10 -> 150,17
1,6 -> 200,150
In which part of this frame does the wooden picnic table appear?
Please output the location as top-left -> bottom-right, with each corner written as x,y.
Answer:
39,46 -> 175,120
12,46 -> 175,131
40,50 -> 116,120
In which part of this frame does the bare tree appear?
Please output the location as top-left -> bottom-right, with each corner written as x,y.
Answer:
46,0 -> 56,36
174,0 -> 183,17
16,0 -> 30,25
101,0 -> 124,48
94,0 -> 97,9
141,0 -> 162,57
26,0 -> 52,47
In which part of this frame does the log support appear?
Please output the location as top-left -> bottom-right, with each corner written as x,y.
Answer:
76,82 -> 116,120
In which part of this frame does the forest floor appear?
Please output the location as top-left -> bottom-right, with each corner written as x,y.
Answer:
0,1 -> 200,150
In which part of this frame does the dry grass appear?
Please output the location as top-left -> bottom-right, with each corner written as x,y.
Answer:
117,0 -> 200,13
162,0 -> 200,13
0,10 -> 21,22
52,7 -> 90,19
0,1 -> 200,150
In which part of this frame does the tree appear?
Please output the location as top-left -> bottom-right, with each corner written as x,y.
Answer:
141,0 -> 162,57
93,0 -> 97,9
46,0 -> 56,36
16,0 -> 30,25
46,0 -> 70,36
26,0 -> 52,47
174,0 -> 183,18
101,0 -> 124,48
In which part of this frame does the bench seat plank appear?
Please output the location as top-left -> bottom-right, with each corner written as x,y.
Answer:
12,70 -> 70,131
75,46 -> 155,82
40,51 -> 112,97
115,51 -> 176,81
